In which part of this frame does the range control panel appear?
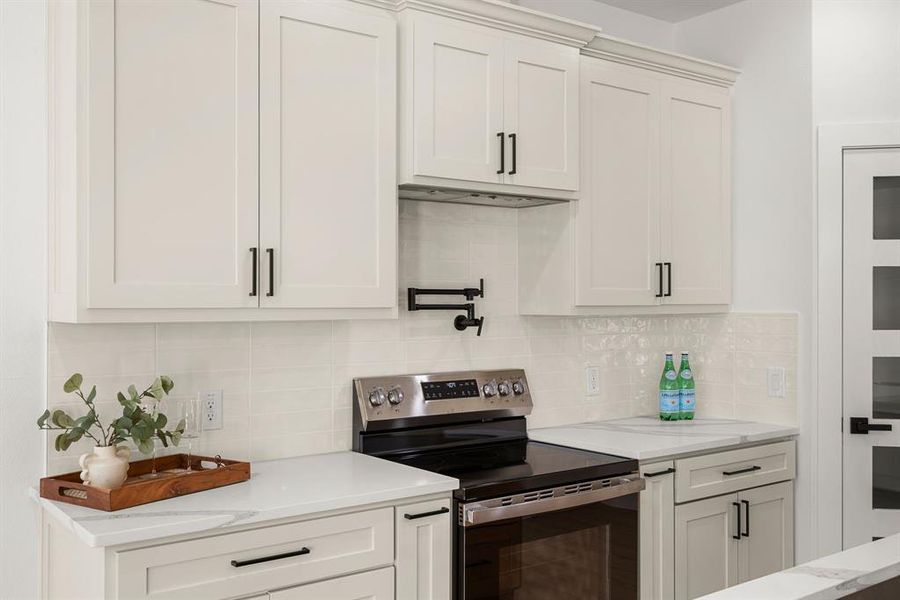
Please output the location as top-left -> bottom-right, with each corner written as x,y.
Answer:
353,369 -> 532,429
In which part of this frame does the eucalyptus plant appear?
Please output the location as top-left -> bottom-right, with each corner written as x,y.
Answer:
37,373 -> 185,455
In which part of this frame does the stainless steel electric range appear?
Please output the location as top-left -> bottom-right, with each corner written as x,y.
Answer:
352,369 -> 643,599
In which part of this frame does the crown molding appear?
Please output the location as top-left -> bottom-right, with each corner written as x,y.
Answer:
394,0 -> 601,48
584,34 -> 740,87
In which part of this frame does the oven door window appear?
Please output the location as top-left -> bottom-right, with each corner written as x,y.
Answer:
460,496 -> 638,600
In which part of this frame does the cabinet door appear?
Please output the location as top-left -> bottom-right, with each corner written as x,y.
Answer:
674,493 -> 739,600
640,461 -> 675,600
660,81 -> 731,305
411,15 -> 504,184
87,0 -> 258,308
738,482 -> 794,584
269,567 -> 394,600
396,499 -> 452,600
575,60 -> 661,306
260,1 -> 396,308
503,36 -> 578,191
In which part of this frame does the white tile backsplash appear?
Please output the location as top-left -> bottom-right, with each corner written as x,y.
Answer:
45,201 -> 799,472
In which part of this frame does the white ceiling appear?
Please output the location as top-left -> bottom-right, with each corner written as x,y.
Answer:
597,0 -> 745,23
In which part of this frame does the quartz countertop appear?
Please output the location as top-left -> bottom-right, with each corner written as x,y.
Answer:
529,417 -> 798,461
33,451 -> 458,548
700,533 -> 900,599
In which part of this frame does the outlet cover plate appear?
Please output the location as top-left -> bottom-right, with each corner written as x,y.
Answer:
586,366 -> 601,395
199,390 -> 223,431
767,367 -> 786,398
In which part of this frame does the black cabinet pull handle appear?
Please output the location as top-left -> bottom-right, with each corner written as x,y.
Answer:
655,263 -> 664,298
644,467 -> 675,478
249,248 -> 258,297
497,132 -> 505,174
231,547 -> 310,568
741,499 -> 750,537
723,465 -> 761,477
509,133 -> 517,175
733,502 -> 741,540
404,506 -> 450,520
266,248 -> 274,297
664,262 -> 672,297
850,417 -> 893,434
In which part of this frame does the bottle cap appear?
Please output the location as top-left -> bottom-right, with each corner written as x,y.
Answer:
665,350 -> 673,356
681,350 -> 689,355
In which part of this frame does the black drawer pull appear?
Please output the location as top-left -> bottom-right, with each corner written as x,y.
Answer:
230,547 -> 310,568
497,132 -> 505,174
644,467 -> 675,478
404,506 -> 450,520
723,465 -> 762,477
249,247 -> 258,297
741,499 -> 750,537
733,502 -> 741,540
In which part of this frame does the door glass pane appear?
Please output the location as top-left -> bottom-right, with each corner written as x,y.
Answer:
873,267 -> 900,329
874,177 -> 900,239
873,358 -> 900,418
873,447 -> 900,509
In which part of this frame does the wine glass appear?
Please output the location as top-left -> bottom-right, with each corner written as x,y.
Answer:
177,397 -> 202,471
140,397 -> 161,478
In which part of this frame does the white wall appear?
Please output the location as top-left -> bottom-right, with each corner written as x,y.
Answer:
514,0 -> 675,49
0,1 -> 49,598
671,0 -> 816,562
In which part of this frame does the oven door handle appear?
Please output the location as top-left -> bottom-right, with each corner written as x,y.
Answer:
461,476 -> 645,527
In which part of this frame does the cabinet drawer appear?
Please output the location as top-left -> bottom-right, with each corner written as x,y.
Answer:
269,566 -> 394,600
114,507 -> 393,599
674,441 -> 795,503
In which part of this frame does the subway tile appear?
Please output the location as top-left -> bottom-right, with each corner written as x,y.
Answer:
156,322 -> 249,348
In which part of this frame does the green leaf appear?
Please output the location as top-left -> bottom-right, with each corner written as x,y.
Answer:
137,439 -> 154,455
63,373 -> 83,394
54,433 -> 64,452
74,415 -> 95,430
117,391 -> 128,407
114,416 -> 132,430
37,409 -> 51,428
175,418 -> 186,434
127,384 -> 139,401
160,375 -> 174,394
171,431 -> 182,446
155,413 -> 167,430
86,385 -> 96,404
156,431 -> 169,448
67,428 -> 83,443
51,409 -> 75,429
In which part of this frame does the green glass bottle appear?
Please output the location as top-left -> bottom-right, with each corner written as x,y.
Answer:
677,351 -> 696,420
659,352 -> 679,421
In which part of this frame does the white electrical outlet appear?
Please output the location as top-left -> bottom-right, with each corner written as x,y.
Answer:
586,366 -> 601,395
199,390 -> 223,430
767,367 -> 786,398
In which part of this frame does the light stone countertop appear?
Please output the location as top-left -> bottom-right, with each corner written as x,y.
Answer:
33,451 -> 458,548
700,533 -> 900,599
529,416 -> 799,461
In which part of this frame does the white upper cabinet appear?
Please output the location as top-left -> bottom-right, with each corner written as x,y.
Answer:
410,15 -> 504,185
87,0 -> 259,309
259,0 -> 396,308
503,36 -> 579,191
576,60 -> 661,306
661,81 -> 732,305
399,8 -> 584,197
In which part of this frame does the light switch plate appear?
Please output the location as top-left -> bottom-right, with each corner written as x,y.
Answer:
767,367 -> 786,398
586,366 -> 601,395
199,390 -> 223,430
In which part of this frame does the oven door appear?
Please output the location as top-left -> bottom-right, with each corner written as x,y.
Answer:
457,475 -> 644,600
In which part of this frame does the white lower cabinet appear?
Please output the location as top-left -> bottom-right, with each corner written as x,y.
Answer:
269,567 -> 394,600
639,442 -> 795,600
395,499 -> 452,600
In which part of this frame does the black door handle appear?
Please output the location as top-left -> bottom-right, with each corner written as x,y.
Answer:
266,248 -> 274,297
249,247 -> 258,297
850,417 -> 893,434
723,465 -> 761,477
644,467 -> 675,478
733,502 -> 741,540
404,506 -> 450,520
231,547 -> 310,568
509,133 -> 517,175
664,262 -> 672,297
741,499 -> 750,537
656,263 -> 664,298
497,132 -> 505,174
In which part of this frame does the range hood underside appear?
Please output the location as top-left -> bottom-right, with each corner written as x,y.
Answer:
398,185 -> 569,208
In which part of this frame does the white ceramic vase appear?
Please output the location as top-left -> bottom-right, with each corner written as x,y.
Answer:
79,445 -> 130,489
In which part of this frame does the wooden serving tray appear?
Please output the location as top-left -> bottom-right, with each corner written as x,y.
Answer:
40,453 -> 250,511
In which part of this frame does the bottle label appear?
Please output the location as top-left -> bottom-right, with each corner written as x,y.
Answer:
681,369 -> 693,380
665,371 -> 677,381
680,389 -> 696,411
659,390 -> 680,414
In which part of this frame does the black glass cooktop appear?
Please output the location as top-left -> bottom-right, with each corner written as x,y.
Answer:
387,438 -> 637,502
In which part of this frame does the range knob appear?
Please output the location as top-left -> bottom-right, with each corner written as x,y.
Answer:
387,386 -> 404,405
482,380 -> 498,397
498,380 -> 512,396
512,379 -> 526,395
368,387 -> 387,407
